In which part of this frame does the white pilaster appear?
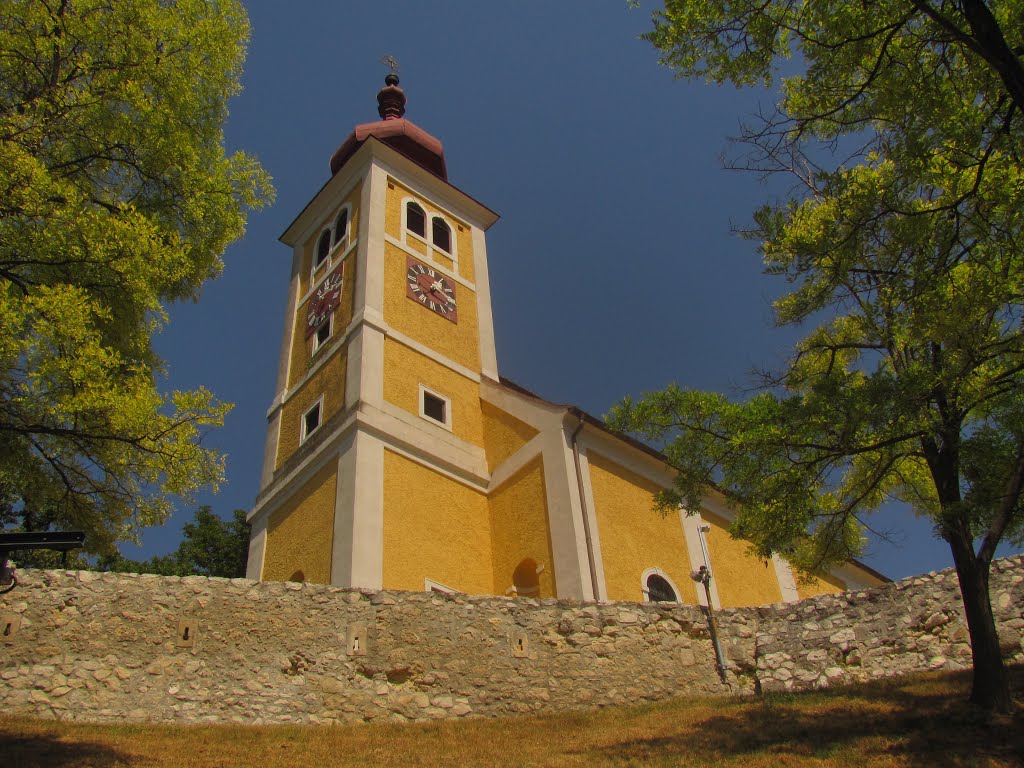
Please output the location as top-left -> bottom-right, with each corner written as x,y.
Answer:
574,445 -> 608,601
773,555 -> 800,603
246,512 -> 268,580
541,427 -> 596,601
260,409 -> 281,489
472,226 -> 499,380
680,510 -> 722,609
331,429 -> 384,589
344,323 -> 384,411
360,163 -> 388,317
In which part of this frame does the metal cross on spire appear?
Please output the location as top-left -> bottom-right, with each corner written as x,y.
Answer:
381,54 -> 400,77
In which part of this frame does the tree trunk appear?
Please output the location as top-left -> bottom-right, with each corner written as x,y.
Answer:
946,530 -> 1012,713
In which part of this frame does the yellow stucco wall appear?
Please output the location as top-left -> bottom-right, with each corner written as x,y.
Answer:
288,252 -> 356,391
384,178 -> 475,284
298,182 -> 361,297
276,351 -> 347,470
262,462 -> 336,584
701,510 -> 783,608
382,338 -> 484,448
795,571 -> 847,600
587,453 -> 695,604
382,450 -> 492,593
489,457 -> 556,598
482,402 -> 538,473
383,242 -> 481,373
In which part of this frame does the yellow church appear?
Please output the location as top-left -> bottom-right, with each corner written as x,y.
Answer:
245,75 -> 885,609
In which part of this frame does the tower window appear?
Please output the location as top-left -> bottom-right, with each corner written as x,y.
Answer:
423,392 -> 445,423
406,202 -> 425,237
333,209 -> 349,251
301,398 -> 323,442
312,315 -> 332,353
431,217 -> 451,253
315,230 -> 332,270
418,385 -> 451,430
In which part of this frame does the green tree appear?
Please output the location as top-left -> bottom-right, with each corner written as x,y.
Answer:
175,507 -> 249,577
0,0 -> 271,554
98,506 -> 249,578
612,1 -> 1024,712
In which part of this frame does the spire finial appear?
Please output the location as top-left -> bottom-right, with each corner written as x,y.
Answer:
377,54 -> 405,119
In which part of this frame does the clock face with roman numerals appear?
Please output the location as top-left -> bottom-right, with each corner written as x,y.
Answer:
406,257 -> 457,323
305,263 -> 343,336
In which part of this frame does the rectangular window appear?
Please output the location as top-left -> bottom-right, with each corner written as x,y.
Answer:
312,315 -> 332,353
418,385 -> 451,431
301,398 -> 323,442
423,392 -> 445,423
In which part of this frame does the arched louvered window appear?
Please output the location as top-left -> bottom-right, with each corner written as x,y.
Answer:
315,230 -> 331,269
333,209 -> 349,251
406,202 -> 425,237
431,217 -> 452,253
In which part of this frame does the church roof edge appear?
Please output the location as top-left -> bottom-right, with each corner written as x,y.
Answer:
330,118 -> 447,180
494,376 -> 890,585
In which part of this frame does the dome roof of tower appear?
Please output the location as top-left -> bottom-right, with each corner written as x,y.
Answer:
329,74 -> 447,180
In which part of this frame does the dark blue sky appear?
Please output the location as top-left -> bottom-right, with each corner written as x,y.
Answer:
137,0 -> 1021,581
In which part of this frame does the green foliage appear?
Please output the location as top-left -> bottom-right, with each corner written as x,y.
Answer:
0,0 -> 272,554
616,1 -> 1024,709
98,506 -> 250,578
617,0 -> 1024,572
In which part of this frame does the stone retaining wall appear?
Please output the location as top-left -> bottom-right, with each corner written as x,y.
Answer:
1,555 -> 1021,724
721,555 -> 1024,692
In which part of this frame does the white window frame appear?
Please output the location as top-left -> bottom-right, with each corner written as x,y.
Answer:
424,577 -> 458,595
312,314 -> 332,354
300,396 -> 324,443
312,228 -> 333,277
310,203 -> 354,283
428,213 -> 457,260
640,567 -> 682,603
402,198 -> 428,243
418,384 -> 452,431
401,196 -> 459,269
330,203 -> 353,257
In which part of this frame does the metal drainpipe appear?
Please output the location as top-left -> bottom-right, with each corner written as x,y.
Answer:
691,523 -> 727,682
692,565 -> 728,683
570,414 -> 601,601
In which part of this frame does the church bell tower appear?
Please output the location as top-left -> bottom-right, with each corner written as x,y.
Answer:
246,74 -> 502,590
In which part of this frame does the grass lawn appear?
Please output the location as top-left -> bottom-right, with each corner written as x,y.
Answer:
1,666 -> 1021,767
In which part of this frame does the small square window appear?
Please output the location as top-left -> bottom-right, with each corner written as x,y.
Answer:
313,315 -> 332,353
423,392 -> 445,423
301,399 -> 322,442
418,385 -> 451,430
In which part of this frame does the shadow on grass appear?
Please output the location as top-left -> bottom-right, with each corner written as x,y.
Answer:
581,666 -> 1024,768
0,731 -> 135,768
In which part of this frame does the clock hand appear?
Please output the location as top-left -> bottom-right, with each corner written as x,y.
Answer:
429,280 -> 455,304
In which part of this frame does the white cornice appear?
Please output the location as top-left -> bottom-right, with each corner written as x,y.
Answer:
281,152 -> 372,246
284,139 -> 499,247
268,308 -> 483,418
251,400 -> 490,523
367,140 -> 500,231
384,234 -> 476,291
